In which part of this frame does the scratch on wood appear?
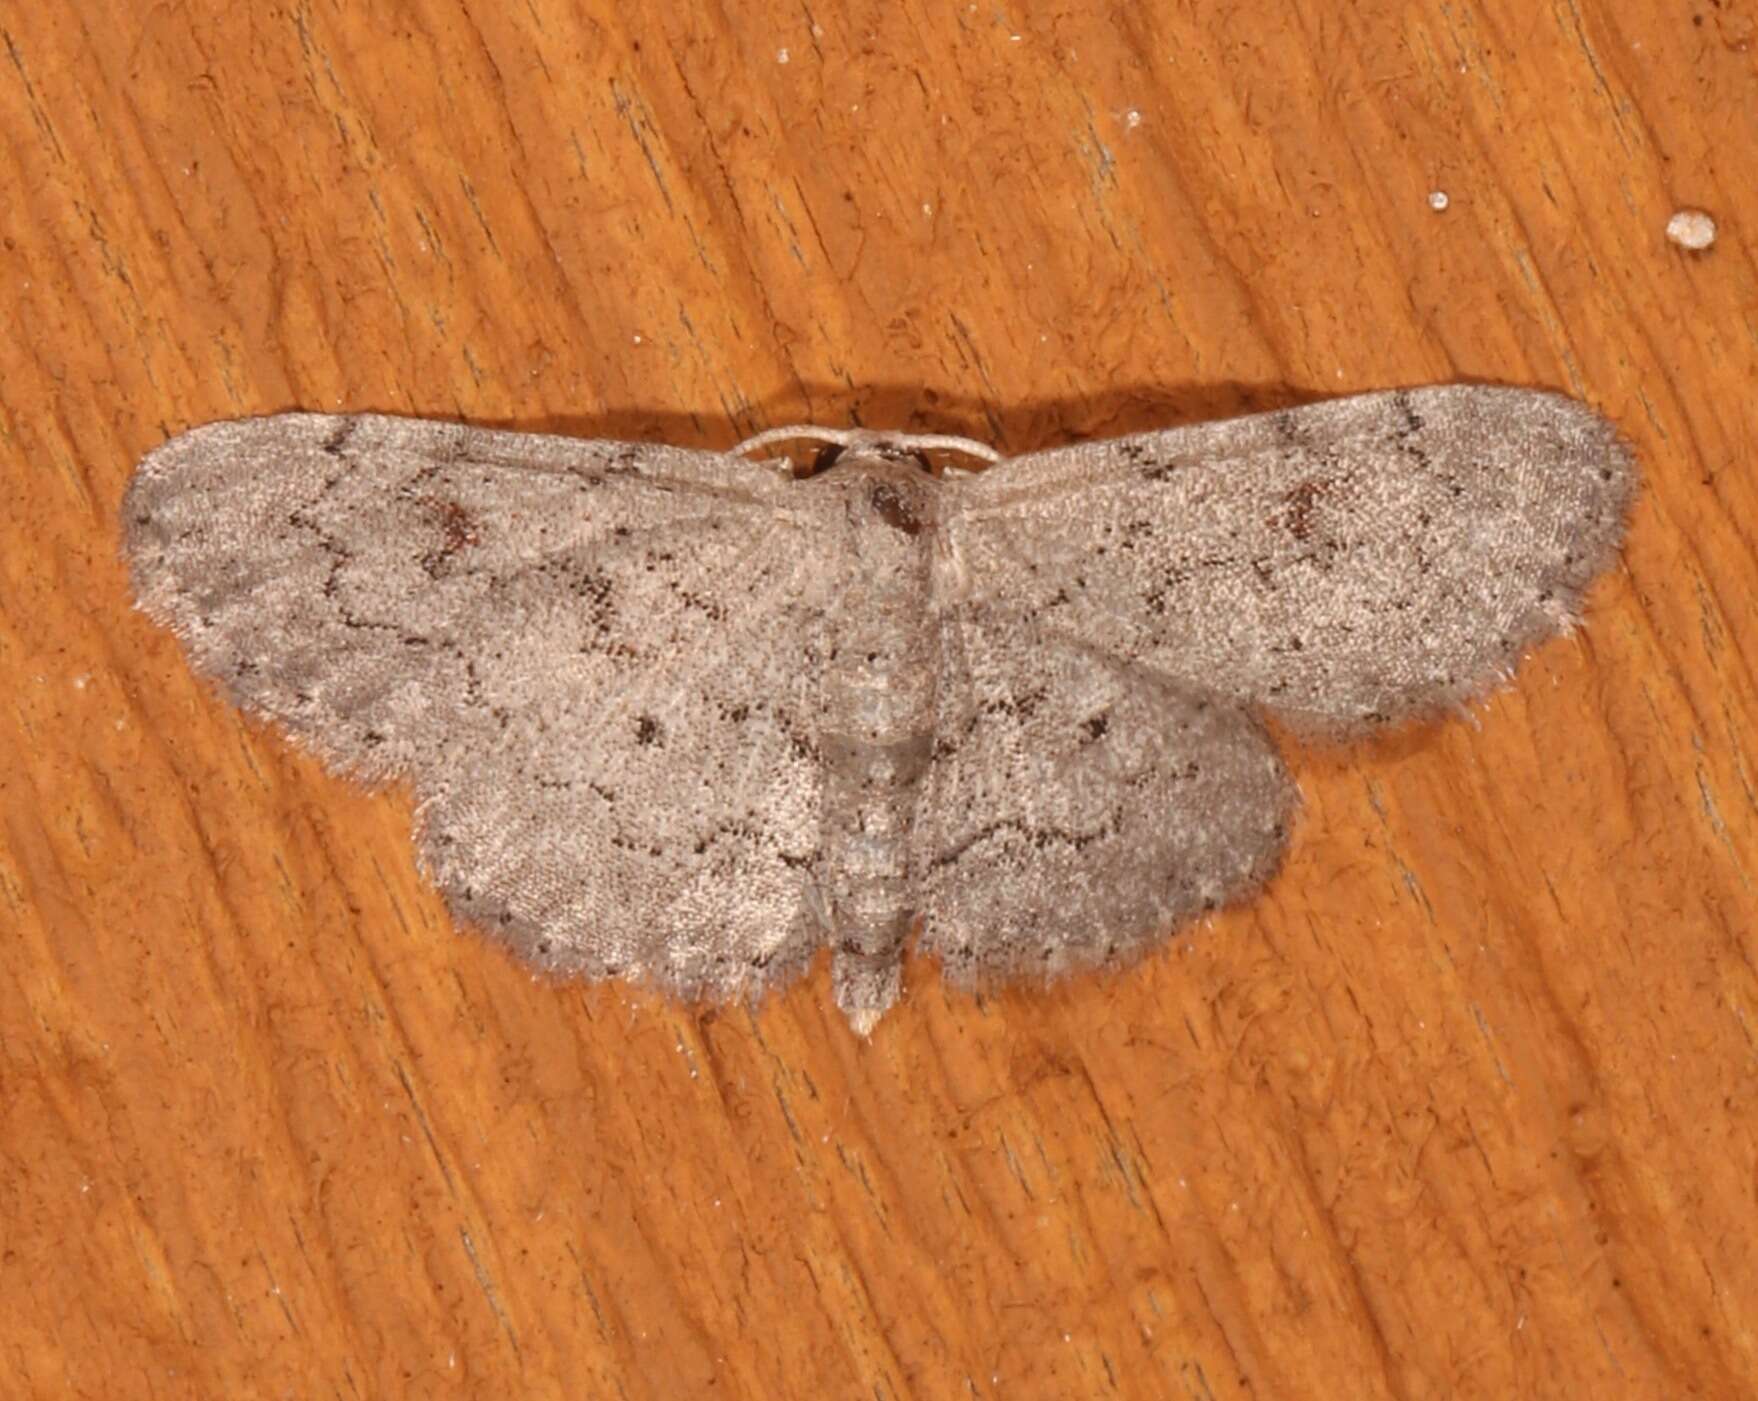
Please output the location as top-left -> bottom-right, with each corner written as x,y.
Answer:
1469,1003 -> 1512,1085
457,177 -> 502,257
565,1241 -> 616,1341
392,1059 -> 456,1194
610,80 -> 675,213
3,27 -> 65,160
1557,0 -> 1630,153
460,1227 -> 522,1358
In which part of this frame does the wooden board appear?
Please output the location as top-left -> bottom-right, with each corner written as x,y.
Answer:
2,2 -> 1753,1395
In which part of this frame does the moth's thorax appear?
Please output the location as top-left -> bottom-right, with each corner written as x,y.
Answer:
810,452 -> 942,539
807,453 -> 940,730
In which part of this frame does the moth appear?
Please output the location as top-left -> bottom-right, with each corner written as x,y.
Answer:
124,386 -> 1634,1032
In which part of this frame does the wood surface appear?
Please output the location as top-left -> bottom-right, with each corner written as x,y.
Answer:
2,2 -> 1754,1396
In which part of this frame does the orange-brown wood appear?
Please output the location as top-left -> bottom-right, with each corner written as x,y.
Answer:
2,3 -> 1753,1396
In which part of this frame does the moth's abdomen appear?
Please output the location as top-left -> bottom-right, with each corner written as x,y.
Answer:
808,458 -> 942,1032
818,651 -> 936,1032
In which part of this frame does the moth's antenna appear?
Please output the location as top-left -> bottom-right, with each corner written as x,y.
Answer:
733,425 -> 1000,465
887,433 -> 1001,463
733,426 -> 858,457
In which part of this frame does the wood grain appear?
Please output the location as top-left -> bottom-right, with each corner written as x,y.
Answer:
2,2 -> 1753,1396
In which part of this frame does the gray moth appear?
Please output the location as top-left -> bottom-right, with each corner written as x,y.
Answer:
123,386 -> 1635,1034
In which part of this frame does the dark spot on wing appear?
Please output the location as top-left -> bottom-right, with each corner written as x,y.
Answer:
320,420 -> 358,457
419,497 -> 481,578
1280,479 -> 1331,542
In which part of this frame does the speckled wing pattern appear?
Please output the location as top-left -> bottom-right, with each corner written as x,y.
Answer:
917,386 -> 1633,984
125,414 -> 842,1001
942,387 -> 1631,734
124,386 -> 1634,1029
913,624 -> 1292,987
